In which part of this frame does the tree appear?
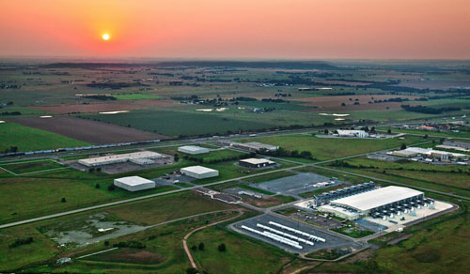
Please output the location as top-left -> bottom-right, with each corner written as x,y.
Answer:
218,243 -> 226,252
104,240 -> 110,246
95,183 -> 100,189
191,245 -> 197,251
108,184 -> 115,191
400,143 -> 407,150
174,153 -> 179,162
186,267 -> 198,274
324,129 -> 329,134
61,197 -> 66,203
387,128 -> 392,134
198,242 -> 205,251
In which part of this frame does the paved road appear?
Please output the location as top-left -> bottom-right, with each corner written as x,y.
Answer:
0,135 -> 463,229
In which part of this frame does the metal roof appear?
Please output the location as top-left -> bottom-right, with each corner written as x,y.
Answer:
239,158 -> 275,165
114,176 -> 154,186
180,165 -> 218,174
330,186 -> 423,212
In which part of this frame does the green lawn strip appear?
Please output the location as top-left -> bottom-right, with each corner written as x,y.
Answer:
0,122 -> 89,152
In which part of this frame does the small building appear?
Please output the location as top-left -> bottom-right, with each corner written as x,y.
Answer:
114,176 -> 156,192
178,145 -> 210,155
239,158 -> 276,168
180,166 -> 219,179
336,130 -> 369,138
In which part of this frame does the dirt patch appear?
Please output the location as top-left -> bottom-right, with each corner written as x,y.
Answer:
292,95 -> 418,111
31,99 -> 176,114
10,116 -> 168,144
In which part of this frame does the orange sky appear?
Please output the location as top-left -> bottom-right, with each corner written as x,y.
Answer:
1,0 -> 470,59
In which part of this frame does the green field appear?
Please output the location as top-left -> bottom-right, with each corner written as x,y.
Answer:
114,93 -> 161,100
0,159 -> 64,175
331,157 -> 470,192
0,192 -> 239,272
83,109 -> 275,137
0,122 -> 89,152
189,227 -> 294,274
245,134 -> 428,161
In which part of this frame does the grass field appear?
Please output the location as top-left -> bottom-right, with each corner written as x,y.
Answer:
245,134 -> 428,161
188,226 -> 294,274
331,157 -> 470,190
0,193 -> 239,272
0,122 -> 89,152
0,159 -> 64,175
114,94 -> 161,100
85,109 -> 274,137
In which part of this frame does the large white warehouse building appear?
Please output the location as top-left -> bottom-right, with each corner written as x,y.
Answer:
79,151 -> 166,167
178,145 -> 210,155
114,176 -> 156,192
318,186 -> 425,220
180,166 -> 219,179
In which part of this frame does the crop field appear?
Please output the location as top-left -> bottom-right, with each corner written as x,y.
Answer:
32,99 -> 176,114
11,116 -> 167,144
292,94 -> 418,111
0,122 -> 89,152
84,109 -> 275,137
245,134 -> 428,161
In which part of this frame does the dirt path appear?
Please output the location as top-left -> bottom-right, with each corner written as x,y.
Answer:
182,209 -> 245,269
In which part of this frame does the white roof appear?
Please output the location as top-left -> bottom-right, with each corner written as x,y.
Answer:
178,145 -> 208,152
115,176 -> 154,186
240,158 -> 275,165
180,165 -> 217,174
331,186 -> 423,212
79,151 -> 163,165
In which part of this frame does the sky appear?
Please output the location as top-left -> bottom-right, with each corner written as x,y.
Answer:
1,0 -> 470,59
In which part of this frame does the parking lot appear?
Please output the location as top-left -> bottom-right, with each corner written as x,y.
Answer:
253,172 -> 340,196
153,173 -> 195,186
231,214 -> 361,254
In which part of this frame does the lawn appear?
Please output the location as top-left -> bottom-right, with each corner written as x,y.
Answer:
188,149 -> 247,163
0,122 -> 89,152
189,226 -> 294,274
246,134 -> 428,161
0,159 -> 64,175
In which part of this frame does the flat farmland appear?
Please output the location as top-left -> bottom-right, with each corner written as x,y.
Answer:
32,99 -> 176,114
293,94 -> 418,111
11,116 -> 167,144
245,134 -> 427,161
85,109 -> 275,137
0,122 -> 89,152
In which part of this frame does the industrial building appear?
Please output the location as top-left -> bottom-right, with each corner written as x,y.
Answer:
239,158 -> 276,168
438,140 -> 470,152
229,141 -> 279,153
114,176 -> 156,192
390,147 -> 468,162
336,130 -> 369,138
177,145 -> 210,155
318,186 -> 426,220
78,151 -> 168,167
180,166 -> 219,179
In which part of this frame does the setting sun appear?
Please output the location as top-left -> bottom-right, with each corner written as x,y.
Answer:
101,33 -> 110,41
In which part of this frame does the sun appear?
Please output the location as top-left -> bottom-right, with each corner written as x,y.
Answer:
101,33 -> 111,41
